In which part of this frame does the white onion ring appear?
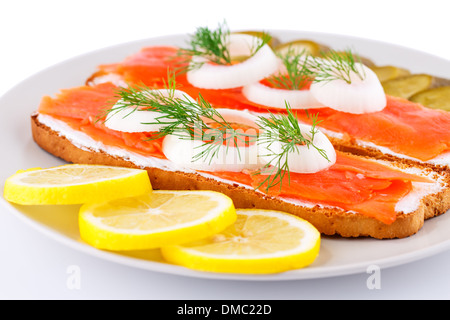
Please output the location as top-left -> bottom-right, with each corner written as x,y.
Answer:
242,81 -> 324,110
186,34 -> 280,89
310,63 -> 386,114
105,89 -> 195,133
258,123 -> 336,173
162,109 -> 264,172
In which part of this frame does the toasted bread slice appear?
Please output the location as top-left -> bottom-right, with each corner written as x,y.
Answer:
31,113 -> 450,239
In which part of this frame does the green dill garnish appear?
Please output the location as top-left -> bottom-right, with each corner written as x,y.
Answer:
266,48 -> 313,90
103,75 -> 329,192
176,21 -> 272,73
183,21 -> 232,66
254,104 -> 329,192
306,49 -> 366,84
106,76 -> 257,164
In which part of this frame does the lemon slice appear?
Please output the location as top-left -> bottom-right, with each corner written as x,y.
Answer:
161,209 -> 321,274
79,190 -> 236,251
3,164 -> 151,205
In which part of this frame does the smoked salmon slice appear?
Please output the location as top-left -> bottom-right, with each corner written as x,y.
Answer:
38,82 -> 118,120
38,83 -> 166,158
294,96 -> 450,162
115,46 -> 186,87
205,152 -> 427,224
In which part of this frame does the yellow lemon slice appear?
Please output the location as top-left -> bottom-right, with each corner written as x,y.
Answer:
3,164 -> 151,205
161,209 -> 321,274
79,190 -> 236,251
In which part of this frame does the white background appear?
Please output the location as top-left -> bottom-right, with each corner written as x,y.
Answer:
1,0 -> 449,299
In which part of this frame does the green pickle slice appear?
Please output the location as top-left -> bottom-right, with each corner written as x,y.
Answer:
410,86 -> 450,111
371,65 -> 411,82
382,74 -> 433,99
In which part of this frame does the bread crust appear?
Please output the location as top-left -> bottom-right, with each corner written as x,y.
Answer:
31,114 -> 450,239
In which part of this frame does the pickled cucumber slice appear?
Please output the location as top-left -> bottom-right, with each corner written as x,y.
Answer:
274,40 -> 330,56
371,65 -> 411,82
409,86 -> 450,111
382,74 -> 434,99
430,76 -> 450,88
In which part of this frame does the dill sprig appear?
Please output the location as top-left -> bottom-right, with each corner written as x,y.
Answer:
104,78 -> 330,192
266,48 -> 313,90
106,80 -> 257,164
255,104 -> 330,192
176,21 -> 272,73
104,73 -> 179,124
182,21 -> 232,67
307,49 -> 366,84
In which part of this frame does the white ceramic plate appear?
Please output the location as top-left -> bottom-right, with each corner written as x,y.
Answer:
1,31 -> 449,281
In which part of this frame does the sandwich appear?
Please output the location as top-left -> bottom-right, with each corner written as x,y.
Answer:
30,25 -> 450,239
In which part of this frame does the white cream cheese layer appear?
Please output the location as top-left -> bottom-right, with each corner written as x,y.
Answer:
36,113 -> 446,215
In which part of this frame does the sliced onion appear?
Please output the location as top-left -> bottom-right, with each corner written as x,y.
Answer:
242,81 -> 324,110
186,34 -> 280,89
310,63 -> 386,114
162,109 -> 263,172
105,89 -> 195,133
258,123 -> 336,173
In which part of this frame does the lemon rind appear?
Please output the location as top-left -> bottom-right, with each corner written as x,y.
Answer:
160,209 -> 321,274
78,191 -> 237,251
3,165 -> 151,205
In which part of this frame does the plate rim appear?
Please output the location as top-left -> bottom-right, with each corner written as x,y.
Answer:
1,29 -> 450,281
